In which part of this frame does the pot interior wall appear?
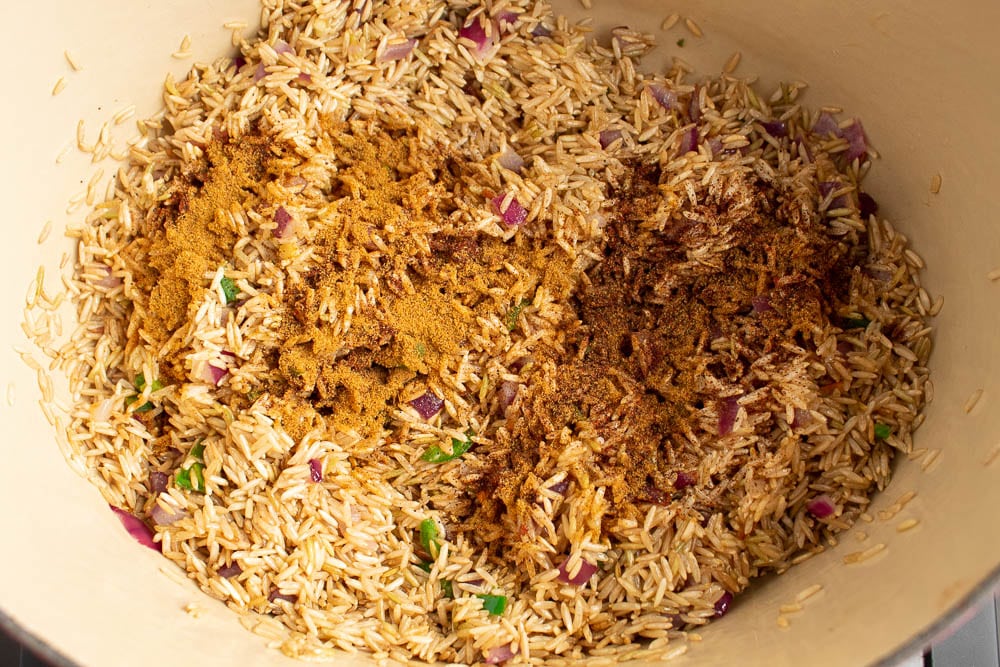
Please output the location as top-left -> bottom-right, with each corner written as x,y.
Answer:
1,1 -> 997,665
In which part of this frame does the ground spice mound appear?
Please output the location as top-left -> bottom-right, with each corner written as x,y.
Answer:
466,162 -> 859,565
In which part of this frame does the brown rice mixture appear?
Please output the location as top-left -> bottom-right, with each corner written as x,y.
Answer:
45,0 -> 932,663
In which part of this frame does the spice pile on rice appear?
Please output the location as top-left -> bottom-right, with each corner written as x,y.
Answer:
55,0 -> 932,662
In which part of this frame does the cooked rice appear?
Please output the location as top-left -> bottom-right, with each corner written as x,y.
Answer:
28,0 -> 934,663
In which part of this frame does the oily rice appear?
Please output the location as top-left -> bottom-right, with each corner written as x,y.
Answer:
33,0 -> 933,663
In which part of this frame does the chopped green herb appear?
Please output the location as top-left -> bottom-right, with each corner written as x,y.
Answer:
415,342 -> 427,359
220,277 -> 239,304
441,580 -> 454,598
190,441 -> 205,459
874,423 -> 892,440
134,373 -> 164,393
175,462 -> 206,493
419,519 -> 441,559
842,316 -> 871,329
504,298 -> 531,332
676,38 -> 685,47
127,373 -> 164,411
421,431 -> 473,463
415,561 -> 432,573
477,594 -> 508,616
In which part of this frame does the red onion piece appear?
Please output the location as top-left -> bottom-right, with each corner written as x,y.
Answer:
217,563 -> 242,579
206,364 -> 227,386
274,39 -> 294,56
678,126 -> 698,155
674,471 -> 696,489
269,589 -> 297,603
556,558 -> 598,585
496,146 -> 525,173
531,23 -> 552,37
297,72 -> 312,83
409,391 -> 444,419
496,10 -> 519,29
858,191 -> 878,219
309,458 -> 323,482
497,381 -> 519,409
221,350 -> 237,359
707,137 -> 723,158
841,119 -> 868,162
864,265 -> 893,283
491,193 -> 528,227
109,505 -> 159,552
548,478 -> 569,495
647,83 -> 677,110
819,181 -> 849,210
751,295 -> 773,313
806,494 -> 837,518
484,644 -> 517,664
96,265 -> 122,289
598,129 -> 622,149
233,56 -> 246,70
718,396 -> 740,435
688,87 -> 701,123
761,120 -> 788,138
791,408 -> 812,428
714,591 -> 733,617
253,62 -> 267,82
377,38 -> 417,63
812,111 -> 840,136
274,206 -> 293,238
150,498 -> 187,526
149,471 -> 168,494
459,16 -> 498,58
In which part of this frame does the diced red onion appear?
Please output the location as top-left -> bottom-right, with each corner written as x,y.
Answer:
639,484 -> 667,505
751,295 -> 773,313
807,494 -> 837,518
274,206 -> 293,238
96,265 -> 122,289
233,56 -> 246,70
274,39 -> 294,56
150,498 -> 187,526
217,563 -> 242,579
707,137 -> 723,158
377,38 -> 417,63
841,119 -> 868,162
149,471 -> 168,494
496,10 -> 519,29
459,16 -> 498,58
253,62 -> 267,82
812,111 -> 840,136
484,644 -> 517,664
497,381 -> 519,409
556,558 -> 598,585
598,129 -> 622,149
864,265 -> 892,283
714,591 -> 733,617
819,181 -> 849,210
309,458 -> 323,482
206,364 -> 228,386
269,589 -> 297,603
674,471 -> 696,489
761,120 -> 788,138
718,396 -> 740,436
491,193 -> 528,227
221,350 -> 237,359
678,126 -> 698,155
858,191 -> 878,219
548,478 -> 569,495
647,83 -> 677,110
530,23 -> 552,37
409,391 -> 444,419
496,146 -> 525,173
791,408 -> 812,429
109,505 -> 160,552
297,72 -> 312,83
686,87 -> 701,123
